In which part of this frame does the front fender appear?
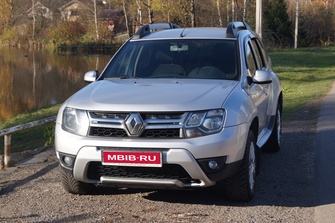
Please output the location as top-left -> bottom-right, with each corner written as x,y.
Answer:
223,85 -> 258,128
267,73 -> 283,116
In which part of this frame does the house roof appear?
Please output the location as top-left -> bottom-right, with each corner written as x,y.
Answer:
58,0 -> 88,11
99,9 -> 124,20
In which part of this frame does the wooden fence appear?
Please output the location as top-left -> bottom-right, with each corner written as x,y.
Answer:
0,116 -> 56,170
57,45 -> 119,55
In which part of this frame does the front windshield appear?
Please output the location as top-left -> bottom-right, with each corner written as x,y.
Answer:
103,39 -> 239,80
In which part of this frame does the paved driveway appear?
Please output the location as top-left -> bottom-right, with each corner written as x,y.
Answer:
315,81 -> 335,223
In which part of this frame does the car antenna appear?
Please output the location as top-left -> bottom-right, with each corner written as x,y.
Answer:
180,28 -> 186,37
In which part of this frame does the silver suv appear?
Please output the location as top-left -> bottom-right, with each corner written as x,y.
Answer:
55,22 -> 282,202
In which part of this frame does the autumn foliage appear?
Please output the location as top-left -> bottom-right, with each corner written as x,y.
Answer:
46,21 -> 87,45
0,0 -> 335,48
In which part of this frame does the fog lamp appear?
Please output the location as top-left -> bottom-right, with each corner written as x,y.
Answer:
63,156 -> 74,167
208,160 -> 219,170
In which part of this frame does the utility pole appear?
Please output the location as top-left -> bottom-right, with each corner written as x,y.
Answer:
294,0 -> 299,49
255,0 -> 262,39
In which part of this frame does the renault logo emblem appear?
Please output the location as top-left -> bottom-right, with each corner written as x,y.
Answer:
125,113 -> 143,136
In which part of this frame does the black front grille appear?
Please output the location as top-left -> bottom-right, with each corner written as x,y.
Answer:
91,112 -> 128,119
143,113 -> 185,119
89,127 -> 181,138
142,129 -> 180,138
89,127 -> 128,137
87,162 -> 194,183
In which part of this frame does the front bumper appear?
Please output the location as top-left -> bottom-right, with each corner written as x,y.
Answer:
55,122 -> 248,188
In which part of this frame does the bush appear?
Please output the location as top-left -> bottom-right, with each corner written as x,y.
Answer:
0,28 -> 17,45
46,21 -> 86,45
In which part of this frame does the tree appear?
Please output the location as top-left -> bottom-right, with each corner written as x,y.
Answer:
150,0 -> 197,27
92,0 -> 99,40
152,0 -> 171,22
216,0 -> 223,26
243,0 -> 247,22
232,0 -> 237,21
294,0 -> 298,48
143,0 -> 153,23
284,0 -> 335,46
46,21 -> 86,44
31,0 -> 36,40
122,0 -> 130,38
264,0 -> 293,47
136,0 -> 143,26
3,0 -> 334,47
190,0 -> 195,27
0,0 -> 12,34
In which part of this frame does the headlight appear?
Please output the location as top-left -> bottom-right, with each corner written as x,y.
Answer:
62,107 -> 89,136
185,109 -> 225,138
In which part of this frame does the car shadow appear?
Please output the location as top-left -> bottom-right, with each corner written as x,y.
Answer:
0,162 -> 58,195
101,126 -> 320,208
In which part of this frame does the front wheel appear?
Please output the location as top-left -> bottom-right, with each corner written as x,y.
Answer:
223,130 -> 257,202
59,166 -> 95,195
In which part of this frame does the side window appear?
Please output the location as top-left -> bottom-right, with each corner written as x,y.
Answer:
251,39 -> 263,69
245,42 -> 257,77
251,38 -> 268,69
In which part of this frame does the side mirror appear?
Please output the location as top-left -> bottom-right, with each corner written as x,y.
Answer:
252,70 -> 272,84
84,70 -> 99,82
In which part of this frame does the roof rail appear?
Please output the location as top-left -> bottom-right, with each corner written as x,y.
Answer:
133,23 -> 180,39
226,21 -> 251,38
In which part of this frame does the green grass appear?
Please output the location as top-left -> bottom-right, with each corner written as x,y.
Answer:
0,105 -> 60,154
1,47 -> 335,154
269,47 -> 335,119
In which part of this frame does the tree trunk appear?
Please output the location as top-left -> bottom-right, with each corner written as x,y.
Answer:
232,0 -> 237,21
9,0 -> 13,25
166,0 -> 170,22
227,0 -> 230,23
122,0 -> 130,38
243,0 -> 247,22
93,0 -> 99,41
294,0 -> 299,49
216,0 -> 223,26
190,0 -> 196,27
147,0 -> 153,23
32,0 -> 35,40
136,0 -> 142,26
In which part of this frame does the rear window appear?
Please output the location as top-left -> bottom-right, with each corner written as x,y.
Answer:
103,39 -> 239,80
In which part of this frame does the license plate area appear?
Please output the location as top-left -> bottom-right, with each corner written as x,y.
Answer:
102,150 -> 162,167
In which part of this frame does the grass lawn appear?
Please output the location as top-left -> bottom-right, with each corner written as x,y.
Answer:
0,105 -> 60,153
269,47 -> 335,119
1,47 -> 335,154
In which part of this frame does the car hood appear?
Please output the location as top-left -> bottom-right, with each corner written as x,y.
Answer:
66,79 -> 238,112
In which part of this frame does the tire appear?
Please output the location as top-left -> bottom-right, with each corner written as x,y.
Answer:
264,104 -> 282,153
224,131 -> 257,202
59,166 -> 94,195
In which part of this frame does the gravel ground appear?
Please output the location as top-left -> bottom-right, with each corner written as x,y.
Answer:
0,100 -> 320,223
